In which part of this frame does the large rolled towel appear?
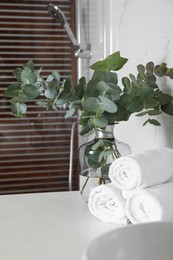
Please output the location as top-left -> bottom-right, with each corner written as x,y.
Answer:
126,182 -> 173,224
88,183 -> 128,224
109,147 -> 173,191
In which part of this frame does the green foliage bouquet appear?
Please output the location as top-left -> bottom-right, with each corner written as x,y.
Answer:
3,51 -> 173,133
2,51 -> 173,179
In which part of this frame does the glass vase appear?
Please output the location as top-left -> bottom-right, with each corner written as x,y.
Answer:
78,124 -> 131,202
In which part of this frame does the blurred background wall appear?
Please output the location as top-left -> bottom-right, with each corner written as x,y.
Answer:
78,0 -> 173,153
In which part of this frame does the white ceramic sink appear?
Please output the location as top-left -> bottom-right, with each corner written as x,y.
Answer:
83,222 -> 173,260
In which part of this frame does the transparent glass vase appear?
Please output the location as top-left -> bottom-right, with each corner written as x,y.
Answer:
78,124 -> 131,202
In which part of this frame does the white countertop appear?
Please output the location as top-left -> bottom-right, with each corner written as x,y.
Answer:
0,191 -> 118,260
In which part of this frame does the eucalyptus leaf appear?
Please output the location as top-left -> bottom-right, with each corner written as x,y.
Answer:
92,139 -> 104,150
148,82 -> 158,89
154,63 -> 167,77
122,77 -> 131,91
11,102 -> 27,117
103,71 -> 118,84
87,117 -> 95,129
23,60 -> 34,71
21,67 -> 37,84
104,149 -> 115,157
91,71 -> 105,81
89,61 -> 108,72
156,91 -> 173,105
78,111 -> 91,125
3,84 -> 21,97
94,117 -> 108,128
22,84 -> 40,99
136,111 -> 149,117
98,151 -> 105,163
56,90 -> 71,105
79,125 -> 93,136
10,96 -> 28,104
137,64 -> 145,79
104,51 -> 128,71
127,98 -> 143,112
101,164 -> 111,179
129,74 -> 138,87
46,75 -> 54,82
161,102 -> 173,115
107,82 -> 121,91
90,51 -> 128,72
149,119 -> 161,126
103,108 -> 130,123
86,150 -> 102,168
144,97 -> 160,108
147,110 -> 162,116
76,76 -> 86,99
52,70 -> 60,82
63,76 -> 74,94
92,71 -> 118,85
145,73 -> 157,84
136,109 -> 161,117
129,74 -> 137,83
44,101 -> 55,111
65,108 -> 75,119
13,68 -> 22,81
99,95 -> 117,113
143,119 -> 150,126
87,153 -> 101,169
36,100 -> 46,107
45,84 -> 59,99
84,79 -> 100,98
56,77 -> 73,105
146,62 -> 154,75
82,97 -> 101,112
69,100 -> 81,109
137,85 -> 154,99
166,68 -> 173,79
96,81 -> 110,94
106,86 -> 121,101
119,93 -> 131,106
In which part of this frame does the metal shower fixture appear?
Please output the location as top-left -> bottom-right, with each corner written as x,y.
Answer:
47,3 -> 91,59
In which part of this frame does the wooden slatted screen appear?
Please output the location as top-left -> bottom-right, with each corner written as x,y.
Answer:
0,0 -> 79,194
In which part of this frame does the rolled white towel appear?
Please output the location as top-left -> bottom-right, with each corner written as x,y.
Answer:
88,183 -> 128,224
126,182 -> 173,224
109,147 -> 173,191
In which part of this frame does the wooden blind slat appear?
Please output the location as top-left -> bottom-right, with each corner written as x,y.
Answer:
0,0 -> 78,194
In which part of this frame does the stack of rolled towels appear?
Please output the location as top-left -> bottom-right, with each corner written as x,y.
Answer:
88,147 -> 173,225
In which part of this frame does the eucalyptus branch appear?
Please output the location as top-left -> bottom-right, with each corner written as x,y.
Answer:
2,51 -> 173,131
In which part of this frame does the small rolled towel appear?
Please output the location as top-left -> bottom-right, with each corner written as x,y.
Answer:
109,147 -> 173,191
126,182 -> 173,224
88,183 -> 128,224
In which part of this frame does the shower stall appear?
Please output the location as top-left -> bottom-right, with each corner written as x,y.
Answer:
47,0 -> 173,188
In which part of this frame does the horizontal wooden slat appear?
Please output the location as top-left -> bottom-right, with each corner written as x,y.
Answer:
0,0 -> 78,194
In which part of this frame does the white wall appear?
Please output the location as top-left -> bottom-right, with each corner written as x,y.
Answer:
77,0 -> 173,153
97,0 -> 173,153
112,0 -> 173,153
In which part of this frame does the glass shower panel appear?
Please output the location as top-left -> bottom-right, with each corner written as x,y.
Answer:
76,0 -> 105,80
